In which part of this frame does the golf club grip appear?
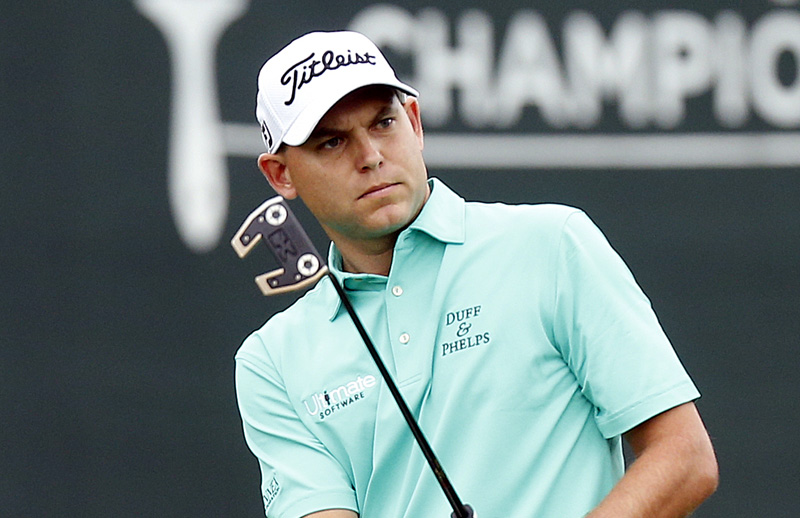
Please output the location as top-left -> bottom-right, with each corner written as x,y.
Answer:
451,504 -> 476,518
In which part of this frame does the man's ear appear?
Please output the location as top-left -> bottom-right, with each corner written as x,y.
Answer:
404,97 -> 424,151
257,152 -> 298,199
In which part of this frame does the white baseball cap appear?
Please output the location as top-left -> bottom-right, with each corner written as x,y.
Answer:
255,31 -> 419,153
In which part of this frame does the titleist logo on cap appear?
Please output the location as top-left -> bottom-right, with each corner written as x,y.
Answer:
281,49 -> 377,105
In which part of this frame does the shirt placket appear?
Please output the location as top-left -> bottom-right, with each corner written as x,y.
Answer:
383,232 -> 446,413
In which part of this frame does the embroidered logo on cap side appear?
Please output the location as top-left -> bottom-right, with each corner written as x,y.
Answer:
260,120 -> 273,150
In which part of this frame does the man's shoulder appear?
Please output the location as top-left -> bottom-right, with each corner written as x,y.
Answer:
466,201 -> 581,217
463,199 -> 585,233
236,279 -> 332,361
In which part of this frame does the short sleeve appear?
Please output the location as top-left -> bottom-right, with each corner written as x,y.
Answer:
235,333 -> 358,518
551,210 -> 700,438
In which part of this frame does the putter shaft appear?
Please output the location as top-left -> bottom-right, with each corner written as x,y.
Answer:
326,272 -> 473,518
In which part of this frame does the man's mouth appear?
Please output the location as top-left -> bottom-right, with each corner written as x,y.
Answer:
360,182 -> 398,199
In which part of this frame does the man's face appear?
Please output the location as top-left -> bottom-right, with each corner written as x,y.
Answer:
266,86 -> 428,246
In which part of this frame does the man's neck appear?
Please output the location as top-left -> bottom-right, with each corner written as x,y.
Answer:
332,233 -> 398,277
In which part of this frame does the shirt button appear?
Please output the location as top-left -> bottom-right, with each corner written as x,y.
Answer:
392,286 -> 403,297
399,333 -> 410,344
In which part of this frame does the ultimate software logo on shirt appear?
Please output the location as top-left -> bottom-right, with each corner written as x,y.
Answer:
302,374 -> 378,421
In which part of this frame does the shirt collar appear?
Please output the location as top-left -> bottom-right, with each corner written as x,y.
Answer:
407,177 -> 466,245
325,177 -> 465,321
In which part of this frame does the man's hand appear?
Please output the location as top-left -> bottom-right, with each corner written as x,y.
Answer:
587,402 -> 718,517
303,510 -> 358,518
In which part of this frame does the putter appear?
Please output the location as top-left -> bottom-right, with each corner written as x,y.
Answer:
232,196 -> 475,518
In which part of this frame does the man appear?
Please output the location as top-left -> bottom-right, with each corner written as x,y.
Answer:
235,30 -> 718,518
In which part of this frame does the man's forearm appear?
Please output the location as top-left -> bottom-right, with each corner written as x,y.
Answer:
303,509 -> 358,518
586,403 -> 719,518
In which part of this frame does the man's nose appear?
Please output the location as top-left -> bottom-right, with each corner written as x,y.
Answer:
356,135 -> 383,172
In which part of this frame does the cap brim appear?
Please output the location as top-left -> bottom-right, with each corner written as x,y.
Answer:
281,79 -> 419,148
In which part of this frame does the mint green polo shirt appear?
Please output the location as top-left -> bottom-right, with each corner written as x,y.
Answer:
235,178 -> 700,518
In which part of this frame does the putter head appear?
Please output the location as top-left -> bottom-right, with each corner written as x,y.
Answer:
231,196 -> 328,295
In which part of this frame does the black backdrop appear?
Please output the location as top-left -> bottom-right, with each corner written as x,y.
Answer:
3,1 -> 799,516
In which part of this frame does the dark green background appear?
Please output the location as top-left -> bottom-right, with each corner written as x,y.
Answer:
3,1 -> 798,516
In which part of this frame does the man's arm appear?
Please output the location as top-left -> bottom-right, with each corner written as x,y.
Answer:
303,510 -> 358,518
587,402 -> 718,517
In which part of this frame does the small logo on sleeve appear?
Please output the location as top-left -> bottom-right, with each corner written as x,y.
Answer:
262,475 -> 280,512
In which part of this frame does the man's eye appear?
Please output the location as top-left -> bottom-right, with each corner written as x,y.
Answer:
377,117 -> 395,129
321,137 -> 342,149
